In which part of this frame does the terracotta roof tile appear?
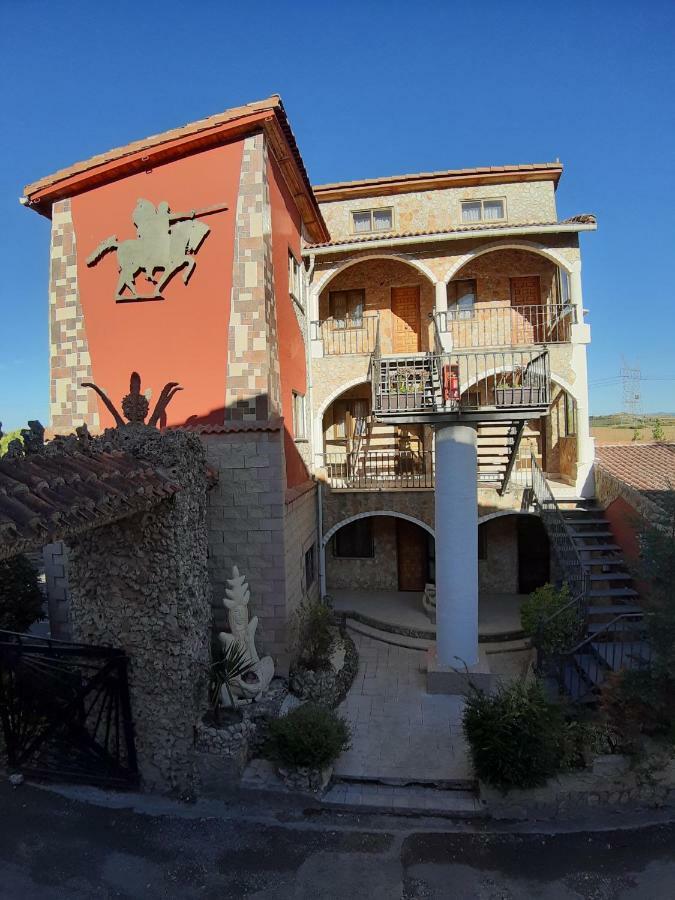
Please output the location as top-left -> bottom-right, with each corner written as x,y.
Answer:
0,450 -> 180,561
304,216 -> 597,250
595,443 -> 675,510
173,418 -> 284,435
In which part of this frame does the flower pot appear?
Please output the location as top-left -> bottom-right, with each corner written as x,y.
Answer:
495,387 -> 537,407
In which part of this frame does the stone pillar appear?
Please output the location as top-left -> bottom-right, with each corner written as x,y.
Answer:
434,423 -> 479,667
434,280 -> 448,314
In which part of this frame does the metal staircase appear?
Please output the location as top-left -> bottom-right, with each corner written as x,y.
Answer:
476,422 -> 526,494
531,458 -> 650,703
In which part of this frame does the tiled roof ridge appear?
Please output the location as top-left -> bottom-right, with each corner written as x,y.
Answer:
313,162 -> 563,192
23,96 -> 282,197
304,216 -> 597,250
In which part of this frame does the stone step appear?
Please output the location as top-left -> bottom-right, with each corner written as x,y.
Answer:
345,618 -> 434,650
322,781 -> 488,819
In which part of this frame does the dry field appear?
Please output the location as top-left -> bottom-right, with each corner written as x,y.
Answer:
591,423 -> 675,444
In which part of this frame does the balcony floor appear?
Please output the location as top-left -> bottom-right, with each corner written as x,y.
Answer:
330,589 -> 525,639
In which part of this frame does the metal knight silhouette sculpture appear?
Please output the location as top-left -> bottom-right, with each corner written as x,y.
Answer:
86,198 -> 227,301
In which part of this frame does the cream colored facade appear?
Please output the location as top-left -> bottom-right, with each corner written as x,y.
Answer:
299,164 -> 596,597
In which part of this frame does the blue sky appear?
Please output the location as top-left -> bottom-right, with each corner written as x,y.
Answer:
1,0 -> 674,430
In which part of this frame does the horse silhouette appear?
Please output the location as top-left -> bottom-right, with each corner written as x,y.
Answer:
87,200 -> 212,300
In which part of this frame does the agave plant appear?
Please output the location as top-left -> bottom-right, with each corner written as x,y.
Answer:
208,641 -> 254,721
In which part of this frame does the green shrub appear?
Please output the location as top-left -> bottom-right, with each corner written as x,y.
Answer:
267,703 -> 350,768
293,598 -> 334,670
0,555 -> 44,633
559,719 -> 620,769
462,679 -> 566,791
600,669 -> 675,749
521,583 -> 579,654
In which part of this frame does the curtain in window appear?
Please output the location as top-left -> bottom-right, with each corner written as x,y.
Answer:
353,212 -> 372,233
461,202 -> 481,223
373,209 -> 392,231
483,200 -> 504,221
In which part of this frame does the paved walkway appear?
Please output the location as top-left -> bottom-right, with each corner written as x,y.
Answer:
334,632 -> 472,784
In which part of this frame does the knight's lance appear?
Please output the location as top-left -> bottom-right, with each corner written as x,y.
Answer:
169,202 -> 228,223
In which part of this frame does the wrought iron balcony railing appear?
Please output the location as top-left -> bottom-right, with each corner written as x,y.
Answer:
311,312 -> 379,356
324,450 -> 434,490
436,303 -> 575,349
372,349 -> 550,419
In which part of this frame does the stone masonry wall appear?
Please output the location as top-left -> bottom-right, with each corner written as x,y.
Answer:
201,429 -> 288,662
282,482 -> 319,663
319,180 -> 557,241
68,428 -> 211,795
318,257 -> 435,354
225,132 -> 281,421
326,515 -> 399,591
49,199 -> 100,434
478,515 -> 519,593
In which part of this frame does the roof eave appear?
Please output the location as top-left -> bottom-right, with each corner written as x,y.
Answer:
303,221 -> 596,255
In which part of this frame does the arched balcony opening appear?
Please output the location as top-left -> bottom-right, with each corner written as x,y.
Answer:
311,256 -> 436,357
438,247 -> 575,350
321,381 -> 434,490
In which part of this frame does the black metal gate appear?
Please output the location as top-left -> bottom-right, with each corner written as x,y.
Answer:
0,630 -> 138,787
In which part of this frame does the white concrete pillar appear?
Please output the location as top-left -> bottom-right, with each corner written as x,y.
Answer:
434,423 -> 479,667
568,261 -> 595,496
434,281 -> 453,351
434,280 -> 448,313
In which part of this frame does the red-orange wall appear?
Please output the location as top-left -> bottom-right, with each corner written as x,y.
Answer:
604,495 -> 643,563
268,154 -> 310,489
71,140 -> 243,427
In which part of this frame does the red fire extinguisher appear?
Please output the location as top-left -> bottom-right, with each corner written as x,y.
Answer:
442,364 -> 460,402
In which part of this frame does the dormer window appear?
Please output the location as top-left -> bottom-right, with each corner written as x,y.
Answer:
352,207 -> 393,234
461,198 -> 506,224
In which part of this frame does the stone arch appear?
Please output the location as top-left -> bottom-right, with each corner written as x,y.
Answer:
443,240 -> 574,285
322,509 -> 434,547
314,376 -> 371,458
478,509 -> 540,526
313,252 -> 438,297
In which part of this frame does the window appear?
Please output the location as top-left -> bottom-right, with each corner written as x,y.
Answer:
292,391 -> 306,440
304,544 -> 316,590
564,393 -> 577,437
447,279 -> 477,319
351,207 -> 393,234
329,289 -> 365,326
289,251 -> 302,303
334,518 -> 374,558
461,198 -> 506,223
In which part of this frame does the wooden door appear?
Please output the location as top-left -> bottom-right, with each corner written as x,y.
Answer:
391,286 -> 421,353
510,276 -> 542,343
396,518 -> 428,591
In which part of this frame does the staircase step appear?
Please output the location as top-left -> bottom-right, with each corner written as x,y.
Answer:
585,558 -> 628,567
592,641 -> 651,672
587,604 -> 643,616
588,572 -> 634,582
322,782 -> 488,819
588,588 -> 639,599
578,544 -> 621,552
587,619 -> 644,634
574,652 -> 607,688
564,517 -> 608,525
572,531 -> 614,539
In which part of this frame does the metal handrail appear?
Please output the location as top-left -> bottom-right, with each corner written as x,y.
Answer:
435,302 -> 576,348
530,452 -> 588,602
324,449 -> 435,489
311,312 -> 379,355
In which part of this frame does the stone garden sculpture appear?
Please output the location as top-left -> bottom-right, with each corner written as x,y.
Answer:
219,566 -> 274,706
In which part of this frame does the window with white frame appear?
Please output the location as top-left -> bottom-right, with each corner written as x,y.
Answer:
460,198 -> 506,224
351,207 -> 393,234
288,251 -> 302,303
292,391 -> 307,440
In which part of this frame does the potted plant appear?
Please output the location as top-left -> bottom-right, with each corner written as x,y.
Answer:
380,368 -> 426,412
494,368 -> 535,407
206,641 -> 255,726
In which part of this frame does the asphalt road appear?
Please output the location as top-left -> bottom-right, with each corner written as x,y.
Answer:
2,782 -> 675,898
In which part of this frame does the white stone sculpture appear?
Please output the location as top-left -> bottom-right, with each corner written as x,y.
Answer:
218,566 -> 274,707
